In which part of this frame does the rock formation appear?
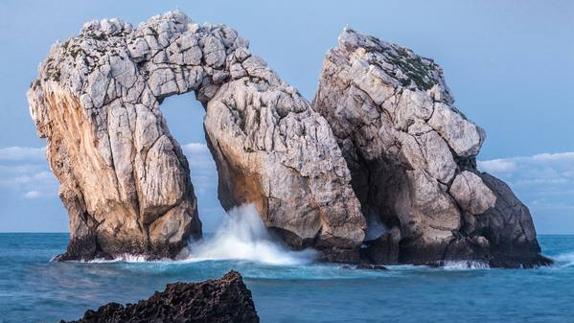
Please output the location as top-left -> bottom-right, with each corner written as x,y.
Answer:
313,28 -> 550,267
28,11 -> 364,261
63,271 -> 259,323
28,11 -> 550,267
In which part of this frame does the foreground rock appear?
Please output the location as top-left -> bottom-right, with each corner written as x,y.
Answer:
313,28 -> 551,268
63,271 -> 259,323
28,11 -> 364,261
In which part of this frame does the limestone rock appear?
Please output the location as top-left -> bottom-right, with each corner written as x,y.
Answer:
313,28 -> 550,267
449,171 -> 496,215
28,12 -> 365,261
64,271 -> 259,323
28,11 -> 550,267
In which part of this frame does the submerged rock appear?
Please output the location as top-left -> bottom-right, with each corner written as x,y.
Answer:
28,11 -> 364,261
63,271 -> 259,323
313,28 -> 551,268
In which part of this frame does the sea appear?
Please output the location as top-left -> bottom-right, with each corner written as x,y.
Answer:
1,207 -> 573,322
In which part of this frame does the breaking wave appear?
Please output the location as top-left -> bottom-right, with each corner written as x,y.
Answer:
553,252 -> 574,268
187,204 -> 317,266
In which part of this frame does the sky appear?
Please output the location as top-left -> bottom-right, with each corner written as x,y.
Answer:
0,0 -> 572,233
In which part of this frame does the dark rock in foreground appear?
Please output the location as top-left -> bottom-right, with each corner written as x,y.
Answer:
63,271 -> 259,323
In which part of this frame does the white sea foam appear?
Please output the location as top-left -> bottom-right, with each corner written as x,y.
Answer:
442,260 -> 490,271
187,204 -> 317,266
90,254 -> 149,263
553,252 -> 574,267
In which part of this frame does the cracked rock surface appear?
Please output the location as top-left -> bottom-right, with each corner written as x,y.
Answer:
313,28 -> 550,267
28,12 -> 364,261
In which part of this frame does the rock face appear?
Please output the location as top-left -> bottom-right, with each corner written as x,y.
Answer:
28,12 -> 364,261
64,271 -> 259,323
28,11 -> 550,267
313,28 -> 550,267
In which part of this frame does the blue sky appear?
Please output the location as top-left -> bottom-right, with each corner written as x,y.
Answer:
0,0 -> 572,233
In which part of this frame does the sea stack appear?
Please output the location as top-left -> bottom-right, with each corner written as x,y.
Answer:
312,28 -> 550,267
28,11 -> 550,267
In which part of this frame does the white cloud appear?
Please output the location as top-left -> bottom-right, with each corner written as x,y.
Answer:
531,152 -> 574,162
0,146 -> 45,161
183,142 -> 210,154
24,190 -> 42,199
478,159 -> 517,173
0,146 -> 56,199
479,151 -> 574,232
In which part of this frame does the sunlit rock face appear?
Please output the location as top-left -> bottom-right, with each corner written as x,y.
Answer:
27,12 -> 364,261
313,28 -> 550,267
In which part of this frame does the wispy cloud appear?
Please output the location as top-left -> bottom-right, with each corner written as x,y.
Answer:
0,146 -> 56,199
478,151 -> 574,189
24,190 -> 43,199
0,146 -> 45,161
479,152 -> 574,232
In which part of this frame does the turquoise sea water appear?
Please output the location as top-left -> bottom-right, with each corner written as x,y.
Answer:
0,233 -> 573,322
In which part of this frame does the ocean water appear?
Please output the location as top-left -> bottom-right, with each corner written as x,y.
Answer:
0,228 -> 573,322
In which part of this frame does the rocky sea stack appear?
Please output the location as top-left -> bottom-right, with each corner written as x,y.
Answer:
28,11 -> 550,268
63,271 -> 259,323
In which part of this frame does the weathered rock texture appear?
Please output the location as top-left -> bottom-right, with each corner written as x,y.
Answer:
313,28 -> 550,267
28,12 -> 364,261
63,271 -> 259,323
28,11 -> 550,267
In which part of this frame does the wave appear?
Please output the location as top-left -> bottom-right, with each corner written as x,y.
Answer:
58,254 -> 151,264
186,204 -> 317,266
552,252 -> 574,268
441,261 -> 490,271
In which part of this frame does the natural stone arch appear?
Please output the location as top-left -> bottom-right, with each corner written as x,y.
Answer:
27,11 -> 365,260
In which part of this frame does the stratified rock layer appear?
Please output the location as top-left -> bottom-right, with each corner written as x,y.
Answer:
313,28 -> 550,267
64,271 -> 259,323
28,12 -> 365,261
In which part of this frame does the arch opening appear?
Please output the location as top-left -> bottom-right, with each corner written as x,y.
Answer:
160,94 -> 225,233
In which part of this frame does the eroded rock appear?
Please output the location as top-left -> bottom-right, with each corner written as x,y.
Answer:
313,28 -> 550,267
28,11 -> 550,267
28,12 -> 364,261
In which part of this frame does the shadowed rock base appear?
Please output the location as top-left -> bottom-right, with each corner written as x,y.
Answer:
62,271 -> 259,323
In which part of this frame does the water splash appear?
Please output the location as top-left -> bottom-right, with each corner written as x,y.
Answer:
553,252 -> 574,268
187,204 -> 317,266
